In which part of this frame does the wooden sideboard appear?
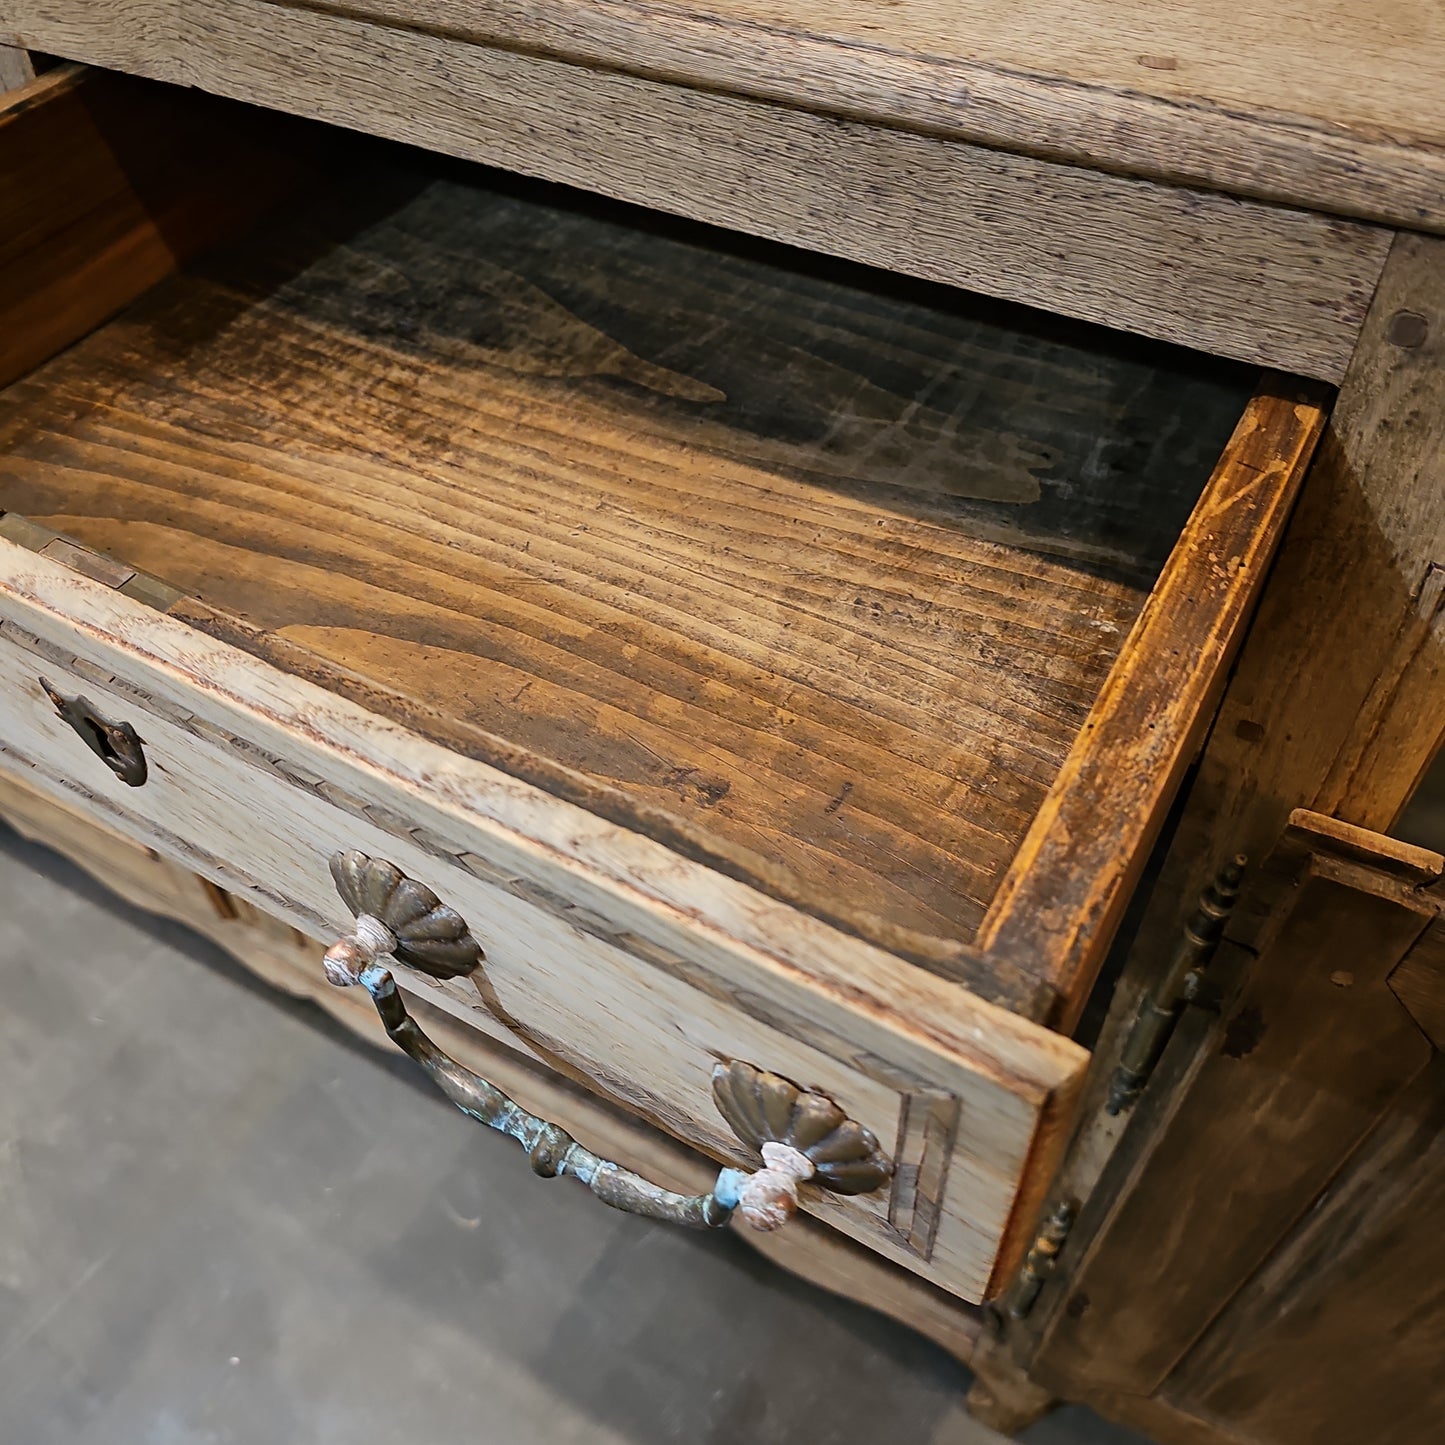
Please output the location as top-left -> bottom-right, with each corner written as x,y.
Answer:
0,7 -> 1442,1441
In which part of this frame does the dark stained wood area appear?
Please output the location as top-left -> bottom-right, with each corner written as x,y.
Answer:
1033,812 -> 1442,1399
0,141 -> 1253,950
1165,1053 -> 1445,1445
0,64 -> 316,390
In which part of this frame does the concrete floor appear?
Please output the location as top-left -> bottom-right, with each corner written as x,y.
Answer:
0,823 -> 1152,1445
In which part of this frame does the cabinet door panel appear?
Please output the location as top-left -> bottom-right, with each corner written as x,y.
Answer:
1164,1049 -> 1445,1445
1034,812 -> 1442,1397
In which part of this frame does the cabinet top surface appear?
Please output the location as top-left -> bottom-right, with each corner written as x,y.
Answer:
11,1 -> 1445,226
337,0 -> 1445,229
680,0 -> 1441,131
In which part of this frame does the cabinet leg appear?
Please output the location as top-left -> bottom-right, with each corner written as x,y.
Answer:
966,1329 -> 1058,1436
965,1376 -> 1056,1437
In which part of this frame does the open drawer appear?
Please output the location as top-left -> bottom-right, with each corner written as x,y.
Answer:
0,67 -> 1327,1302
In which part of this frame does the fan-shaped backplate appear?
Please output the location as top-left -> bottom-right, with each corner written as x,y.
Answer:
712,1059 -> 893,1195
329,850 -> 482,979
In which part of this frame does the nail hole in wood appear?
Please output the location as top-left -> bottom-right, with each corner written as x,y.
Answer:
1387,310 -> 1429,348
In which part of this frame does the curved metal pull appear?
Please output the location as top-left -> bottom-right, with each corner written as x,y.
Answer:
323,850 -> 893,1231
40,678 -> 148,786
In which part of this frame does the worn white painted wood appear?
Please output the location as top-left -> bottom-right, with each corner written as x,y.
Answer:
0,762 -> 987,1367
0,0 -> 1392,378
0,538 -> 1088,1302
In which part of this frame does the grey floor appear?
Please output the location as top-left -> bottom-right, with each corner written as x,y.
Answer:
0,824 -> 1152,1445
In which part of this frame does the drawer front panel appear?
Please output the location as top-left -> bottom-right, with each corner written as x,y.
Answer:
0,764 -> 989,1364
0,545 -> 1087,1302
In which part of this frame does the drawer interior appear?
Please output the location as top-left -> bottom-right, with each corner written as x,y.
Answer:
0,68 -> 1314,1019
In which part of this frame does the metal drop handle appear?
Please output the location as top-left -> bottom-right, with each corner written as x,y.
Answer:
323,851 -> 893,1231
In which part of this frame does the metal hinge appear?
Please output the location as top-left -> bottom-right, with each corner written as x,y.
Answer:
1002,1199 -> 1077,1320
1105,854 -> 1246,1115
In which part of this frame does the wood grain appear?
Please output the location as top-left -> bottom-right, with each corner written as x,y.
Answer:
284,0 -> 1445,234
0,63 -> 315,391
1214,232 -> 1445,862
1078,1391 -> 1246,1445
0,537 -> 1090,1302
1032,813 -> 1442,1397
989,231 -> 1445,1445
0,2 -> 1393,378
1059,228 -> 1445,1074
1018,229 -> 1445,1322
979,381 -> 1327,1027
0,143 -> 1256,957
0,765 -> 985,1368
10,0 -> 1442,233
966,1326 -> 1058,1435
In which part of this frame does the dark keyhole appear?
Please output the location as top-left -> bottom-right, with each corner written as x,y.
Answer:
83,719 -> 125,767
38,678 -> 149,787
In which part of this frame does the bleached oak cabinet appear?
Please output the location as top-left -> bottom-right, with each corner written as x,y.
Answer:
0,8 -> 1441,1440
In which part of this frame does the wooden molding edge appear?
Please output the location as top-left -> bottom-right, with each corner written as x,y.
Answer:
978,379 -> 1330,1029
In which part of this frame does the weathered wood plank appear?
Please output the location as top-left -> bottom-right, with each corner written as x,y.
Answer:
1076,1390 -> 1243,1445
285,0 -> 1445,234
0,140 -> 1255,960
1066,231 -> 1445,1040
1020,229 -> 1445,1301
1011,228 -> 1445,1312
0,40 -> 33,89
1166,1055 -> 1445,1445
982,230 -> 1445,1443
0,62 -> 314,390
1278,810 -> 1444,883
1216,233 -> 1445,844
1032,813 -> 1442,1396
0,1 -> 1393,377
1389,915 -> 1445,1051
